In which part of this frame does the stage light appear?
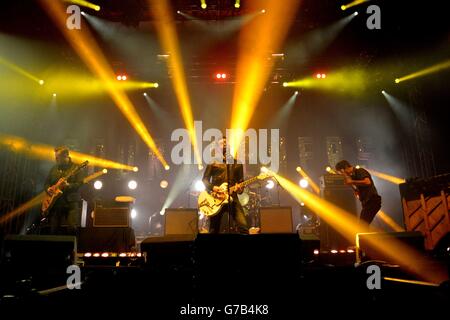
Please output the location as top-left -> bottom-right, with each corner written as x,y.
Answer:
300,202 -> 305,206
84,253 -> 92,257
194,180 -> 206,192
266,180 -> 275,189
128,180 -> 137,190
395,78 -> 400,83
201,1 -> 207,9
299,178 -> 309,189
341,0 -> 369,11
52,93 -> 57,97
261,9 -> 266,13
326,166 -> 332,173
282,82 -> 288,87
198,164 -> 204,170
101,253 -> 109,257
216,73 -> 222,79
353,12 -> 358,16
39,80 -> 45,85
93,253 -> 100,257
313,249 -> 319,255
164,165 -> 170,171
93,180 -> 103,190
133,166 -> 139,172
131,208 -> 137,219
367,169 -> 405,185
143,92 -> 147,96
117,75 -> 122,80
321,73 -> 326,78
160,209 -> 165,215
154,83 -> 159,88
295,91 -> 299,95
102,169 -> 108,174
177,10 -> 181,14
341,5 -> 346,10
395,59 -> 450,83
81,11 -> 86,16
316,73 -> 322,79
122,75 -> 127,80
355,165 -> 360,169
260,166 -> 269,173
234,1 -> 240,8
296,166 -> 301,172
331,249 -> 338,254
221,73 -> 227,79
381,90 -> 386,94
160,180 -> 169,189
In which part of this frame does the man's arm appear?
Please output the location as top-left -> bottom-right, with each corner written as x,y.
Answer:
342,169 -> 371,186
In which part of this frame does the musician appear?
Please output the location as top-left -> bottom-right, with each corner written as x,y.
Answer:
335,160 -> 381,225
43,146 -> 85,235
202,138 -> 249,234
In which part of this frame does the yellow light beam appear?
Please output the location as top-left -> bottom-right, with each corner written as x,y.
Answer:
273,172 -> 448,284
0,56 -> 43,85
341,0 -> 369,11
296,166 -> 320,195
367,168 -> 405,185
230,0 -> 301,155
377,210 -> 405,232
0,192 -> 45,226
64,0 -> 100,11
0,134 -> 136,171
39,0 -> 168,168
395,59 -> 450,83
200,0 -> 207,9
150,0 -> 202,169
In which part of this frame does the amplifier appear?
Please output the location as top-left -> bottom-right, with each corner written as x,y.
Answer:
93,206 -> 130,227
320,173 -> 346,189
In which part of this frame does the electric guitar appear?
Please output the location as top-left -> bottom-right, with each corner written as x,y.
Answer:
41,161 -> 88,216
198,172 -> 271,217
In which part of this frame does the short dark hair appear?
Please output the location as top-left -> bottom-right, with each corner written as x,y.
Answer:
54,146 -> 69,157
335,160 -> 351,171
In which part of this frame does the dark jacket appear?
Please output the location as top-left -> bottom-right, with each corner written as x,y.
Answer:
202,161 -> 244,195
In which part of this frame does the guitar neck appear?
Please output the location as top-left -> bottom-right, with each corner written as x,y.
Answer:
230,176 -> 260,192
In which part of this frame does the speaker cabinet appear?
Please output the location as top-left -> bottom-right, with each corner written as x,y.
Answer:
94,206 -> 130,227
164,208 -> 198,236
259,206 -> 294,233
356,231 -> 424,263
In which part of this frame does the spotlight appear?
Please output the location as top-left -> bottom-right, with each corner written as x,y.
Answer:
177,10 -> 181,14
198,164 -> 204,170
331,249 -> 338,254
39,80 -> 44,85
93,180 -> 103,190
234,2 -> 240,8
261,9 -> 266,13
52,93 -> 57,97
221,73 -> 227,79
160,209 -> 165,215
299,178 -> 309,189
266,180 -> 275,189
395,78 -> 400,83
355,165 -> 361,169
81,11 -> 86,16
133,166 -> 139,172
94,5 -> 100,12
122,75 -> 127,81
194,180 -> 206,192
321,73 -> 326,78
131,208 -> 137,219
296,167 -> 301,172
201,3 -> 207,9
353,12 -> 358,16
102,169 -> 108,174
117,75 -> 122,81
128,180 -> 137,190
260,166 -> 269,173
164,165 -> 170,171
381,90 -> 386,94
295,91 -> 299,95
313,249 -> 319,255
326,166 -> 332,173
160,180 -> 168,189
300,202 -> 305,206
154,83 -> 159,88
316,73 -> 322,79
282,82 -> 288,87
341,5 -> 346,10
143,92 -> 147,96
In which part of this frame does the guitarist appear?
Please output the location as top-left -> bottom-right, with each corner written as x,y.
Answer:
335,160 -> 382,225
43,146 -> 85,235
201,138 -> 248,234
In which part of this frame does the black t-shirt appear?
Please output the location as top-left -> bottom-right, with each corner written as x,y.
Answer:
351,167 -> 379,204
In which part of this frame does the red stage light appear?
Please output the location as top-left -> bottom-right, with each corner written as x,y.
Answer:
221,73 -> 227,79
216,73 -> 222,79
116,74 -> 128,81
117,75 -> 122,80
316,73 -> 322,79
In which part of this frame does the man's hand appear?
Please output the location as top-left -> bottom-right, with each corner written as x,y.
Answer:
57,178 -> 69,188
343,175 -> 353,185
